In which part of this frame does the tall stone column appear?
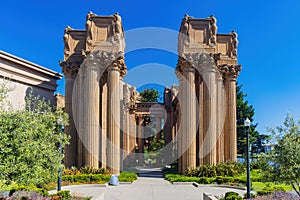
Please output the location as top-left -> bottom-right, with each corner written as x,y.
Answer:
100,75 -> 107,169
198,75 -> 204,166
216,72 -> 225,163
155,116 -> 162,141
182,64 -> 197,170
220,65 -> 241,161
76,68 -> 83,168
107,60 -> 121,174
122,84 -> 131,166
61,64 -> 78,167
201,63 -> 217,165
119,77 -> 124,171
176,69 -> 184,173
82,62 -> 100,168
136,115 -> 144,165
129,113 -> 137,162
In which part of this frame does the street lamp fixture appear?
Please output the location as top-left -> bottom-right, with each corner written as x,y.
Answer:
244,117 -> 251,198
57,116 -> 63,192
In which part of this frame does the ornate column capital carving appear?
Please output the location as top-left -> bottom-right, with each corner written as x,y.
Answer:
218,64 -> 242,79
59,60 -> 80,78
177,53 -> 216,74
82,50 -> 126,76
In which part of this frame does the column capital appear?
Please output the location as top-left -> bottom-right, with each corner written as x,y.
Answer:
218,64 -> 242,80
60,60 -> 81,78
177,53 -> 217,74
82,50 -> 126,74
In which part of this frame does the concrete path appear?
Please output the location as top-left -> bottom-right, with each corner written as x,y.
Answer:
54,167 -> 245,200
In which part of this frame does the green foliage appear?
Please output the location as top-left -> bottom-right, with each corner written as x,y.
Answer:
268,114 -> 300,197
8,185 -> 49,197
256,186 -> 286,196
139,89 -> 159,102
0,85 -> 70,186
236,84 -> 269,155
62,174 -> 110,184
118,172 -> 138,182
184,162 -> 245,178
224,192 -> 243,200
57,190 -> 71,198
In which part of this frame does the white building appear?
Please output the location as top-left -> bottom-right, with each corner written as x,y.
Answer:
0,50 -> 62,109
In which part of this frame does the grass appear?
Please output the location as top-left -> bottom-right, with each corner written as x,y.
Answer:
164,169 -> 293,192
252,182 -> 293,191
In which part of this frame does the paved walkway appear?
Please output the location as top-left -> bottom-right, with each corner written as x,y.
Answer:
54,167 -> 245,200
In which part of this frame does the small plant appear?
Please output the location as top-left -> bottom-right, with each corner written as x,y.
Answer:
224,192 -> 243,200
118,172 -> 138,182
57,190 -> 71,198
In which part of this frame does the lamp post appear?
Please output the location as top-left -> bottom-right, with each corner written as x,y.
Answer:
57,116 -> 63,192
244,118 -> 251,198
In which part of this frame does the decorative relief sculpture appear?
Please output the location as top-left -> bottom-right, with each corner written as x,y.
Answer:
209,15 -> 218,46
180,14 -> 190,46
123,83 -> 131,110
230,30 -> 238,58
63,26 -> 73,58
112,12 -> 124,44
86,11 -> 96,45
129,86 -> 141,112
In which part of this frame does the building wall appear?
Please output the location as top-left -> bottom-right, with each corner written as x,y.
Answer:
0,51 -> 62,109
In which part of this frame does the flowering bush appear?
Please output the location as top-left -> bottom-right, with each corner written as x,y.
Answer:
248,191 -> 299,200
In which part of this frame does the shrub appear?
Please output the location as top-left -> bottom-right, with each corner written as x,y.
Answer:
79,166 -> 107,174
224,192 -> 243,200
57,190 -> 71,198
118,172 -> 138,182
9,185 -> 49,197
184,162 -> 245,178
10,190 -> 48,199
257,186 -> 286,196
198,177 -> 215,184
62,174 -> 110,184
0,89 -> 70,186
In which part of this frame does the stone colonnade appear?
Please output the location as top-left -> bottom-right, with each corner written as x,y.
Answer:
165,15 -> 241,173
61,12 -> 241,174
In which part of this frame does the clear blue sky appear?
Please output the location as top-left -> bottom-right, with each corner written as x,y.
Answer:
1,0 -> 300,133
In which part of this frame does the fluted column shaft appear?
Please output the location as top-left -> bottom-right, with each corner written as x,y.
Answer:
107,66 -> 121,174
100,77 -> 107,169
136,115 -> 144,165
216,73 -> 225,163
155,116 -> 162,141
83,65 -> 100,168
64,70 -> 77,167
224,76 -> 237,161
176,71 -> 184,173
76,69 -> 83,168
198,76 -> 204,166
202,67 -> 217,165
182,67 -> 197,170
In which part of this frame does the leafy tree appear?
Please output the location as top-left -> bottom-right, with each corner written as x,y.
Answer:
139,89 -> 159,102
0,84 -> 69,187
236,84 -> 269,155
268,114 -> 300,197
